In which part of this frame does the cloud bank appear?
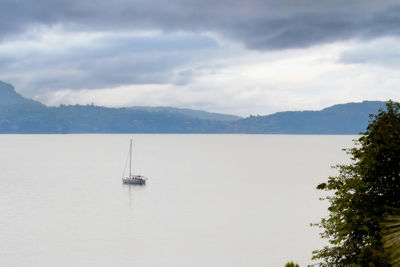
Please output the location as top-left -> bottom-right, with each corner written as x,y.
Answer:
1,0 -> 400,115
1,0 -> 400,49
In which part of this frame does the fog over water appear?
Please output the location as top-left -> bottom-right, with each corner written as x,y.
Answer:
0,134 -> 356,266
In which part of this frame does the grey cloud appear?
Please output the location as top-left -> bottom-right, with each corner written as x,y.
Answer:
0,33 -> 218,93
1,0 -> 400,50
223,12 -> 357,50
171,70 -> 195,86
339,38 -> 400,68
222,4 -> 400,50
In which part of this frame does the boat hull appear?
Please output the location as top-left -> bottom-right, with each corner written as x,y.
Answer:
122,176 -> 146,185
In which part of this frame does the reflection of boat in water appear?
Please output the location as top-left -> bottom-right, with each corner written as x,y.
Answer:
122,139 -> 147,185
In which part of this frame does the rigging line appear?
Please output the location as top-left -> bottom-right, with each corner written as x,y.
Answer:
122,148 -> 130,179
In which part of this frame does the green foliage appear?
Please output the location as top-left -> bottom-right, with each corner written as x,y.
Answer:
313,101 -> 400,266
284,261 -> 300,267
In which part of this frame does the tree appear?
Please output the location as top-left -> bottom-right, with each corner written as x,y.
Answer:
284,261 -> 300,267
313,101 -> 400,266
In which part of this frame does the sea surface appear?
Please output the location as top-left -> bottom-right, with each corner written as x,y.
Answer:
0,134 -> 356,267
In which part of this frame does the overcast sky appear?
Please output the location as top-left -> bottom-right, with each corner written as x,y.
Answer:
1,0 -> 400,115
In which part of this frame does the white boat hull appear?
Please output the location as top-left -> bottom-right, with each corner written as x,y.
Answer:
122,176 -> 146,185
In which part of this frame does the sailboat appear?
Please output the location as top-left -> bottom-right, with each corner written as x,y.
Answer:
122,139 -> 147,185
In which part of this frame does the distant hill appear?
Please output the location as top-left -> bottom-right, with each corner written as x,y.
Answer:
0,82 -> 232,133
0,81 -> 389,134
129,106 -> 242,121
0,81 -> 42,106
233,101 -> 386,134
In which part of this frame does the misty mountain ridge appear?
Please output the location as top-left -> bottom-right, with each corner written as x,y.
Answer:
0,81 -> 43,106
0,81 -> 388,134
238,101 -> 386,134
128,106 -> 242,121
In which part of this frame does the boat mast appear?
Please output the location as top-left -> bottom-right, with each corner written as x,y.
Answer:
129,139 -> 132,178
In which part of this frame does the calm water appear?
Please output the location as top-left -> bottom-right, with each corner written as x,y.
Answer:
0,135 -> 356,267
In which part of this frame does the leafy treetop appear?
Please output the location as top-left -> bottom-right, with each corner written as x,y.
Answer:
285,261 -> 300,267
